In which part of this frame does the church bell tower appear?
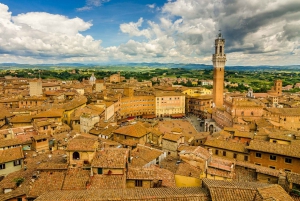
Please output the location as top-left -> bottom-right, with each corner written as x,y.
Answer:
212,32 -> 226,108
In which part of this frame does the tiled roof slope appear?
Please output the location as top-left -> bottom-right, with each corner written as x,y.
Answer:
35,187 -> 208,201
0,146 -> 24,163
114,122 -> 148,138
91,148 -> 129,168
204,138 -> 248,153
202,179 -> 270,201
255,185 -> 294,201
246,140 -> 300,158
62,168 -> 90,190
66,138 -> 98,152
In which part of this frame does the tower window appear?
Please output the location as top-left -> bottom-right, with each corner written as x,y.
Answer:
220,46 -> 222,54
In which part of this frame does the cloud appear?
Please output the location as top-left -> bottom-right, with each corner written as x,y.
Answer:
1,1 -> 300,65
77,0 -> 110,11
147,4 -> 156,9
0,3 -> 103,63
12,12 -> 92,35
118,0 -> 300,65
120,18 -> 151,39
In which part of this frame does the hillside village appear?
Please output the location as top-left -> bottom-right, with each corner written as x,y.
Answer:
0,37 -> 299,200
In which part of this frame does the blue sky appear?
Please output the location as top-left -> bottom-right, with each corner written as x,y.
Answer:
0,0 -> 299,65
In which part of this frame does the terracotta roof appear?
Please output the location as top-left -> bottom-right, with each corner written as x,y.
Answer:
0,109 -> 14,119
176,162 -> 202,178
62,168 -> 90,190
247,140 -> 300,158
148,128 -> 163,136
32,134 -> 49,141
287,172 -> 300,185
10,115 -> 32,123
0,146 -> 24,163
42,82 -> 60,87
32,109 -> 65,118
268,132 -> 295,141
35,187 -> 208,201
265,107 -> 300,116
202,178 -> 270,201
27,171 -> 66,198
130,145 -> 163,167
234,131 -> 254,139
127,166 -> 176,187
171,127 -> 183,133
35,121 -> 51,127
179,146 -> 211,160
204,138 -> 248,153
91,148 -> 129,168
114,122 -> 149,138
0,138 -> 23,148
256,184 -> 294,201
66,138 -> 98,151
236,161 -> 281,177
88,174 -> 126,189
162,133 -> 182,142
61,96 -> 87,111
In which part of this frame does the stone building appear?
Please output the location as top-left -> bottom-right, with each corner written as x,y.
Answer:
29,79 -> 42,97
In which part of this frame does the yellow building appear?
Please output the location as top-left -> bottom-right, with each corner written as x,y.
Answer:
66,137 -> 99,168
61,96 -> 87,125
0,146 -> 24,177
120,88 -> 155,119
182,87 -> 212,96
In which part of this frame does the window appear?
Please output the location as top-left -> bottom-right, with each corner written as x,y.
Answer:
17,198 -> 22,201
285,169 -> 291,172
270,155 -> 276,161
135,180 -> 142,187
233,153 -> 237,159
255,163 -> 261,166
14,160 -> 21,166
72,152 -> 80,160
244,156 -> 248,161
255,153 -> 262,158
241,111 -> 244,116
223,151 -> 226,156
285,158 -> 292,164
215,150 -> 219,155
98,168 -> 103,174
0,164 -> 5,169
269,166 -> 276,169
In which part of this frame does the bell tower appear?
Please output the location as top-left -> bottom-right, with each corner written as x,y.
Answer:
212,32 -> 226,108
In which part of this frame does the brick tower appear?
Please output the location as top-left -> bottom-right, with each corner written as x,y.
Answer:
212,32 -> 226,108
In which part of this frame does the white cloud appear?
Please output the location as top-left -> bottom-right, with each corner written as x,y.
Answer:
77,0 -> 110,11
1,1 -> 300,65
12,13 -> 92,36
147,4 -> 156,9
0,4 -> 103,63
120,18 -> 151,39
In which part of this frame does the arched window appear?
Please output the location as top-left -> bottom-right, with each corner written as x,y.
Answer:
220,46 -> 222,54
73,152 -> 80,160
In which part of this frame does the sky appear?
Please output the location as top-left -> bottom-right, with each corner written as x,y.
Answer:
0,0 -> 299,65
